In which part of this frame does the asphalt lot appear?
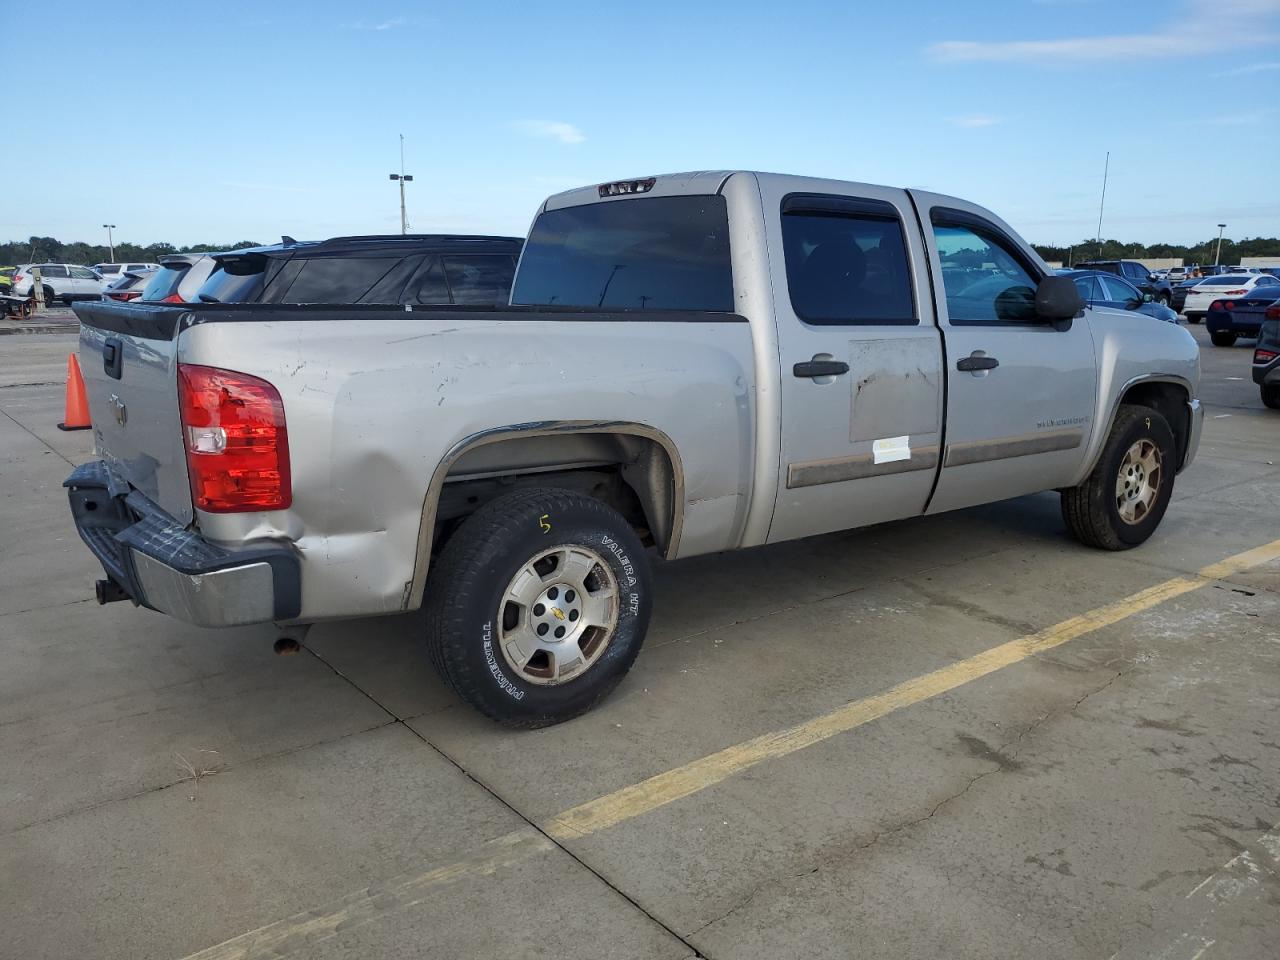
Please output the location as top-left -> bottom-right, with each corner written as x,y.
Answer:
2,323 -> 1278,960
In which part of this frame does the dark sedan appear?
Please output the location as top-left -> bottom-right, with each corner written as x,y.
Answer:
1059,269 -> 1180,323
1207,290 -> 1280,347
1171,278 -> 1202,314
1254,316 -> 1280,409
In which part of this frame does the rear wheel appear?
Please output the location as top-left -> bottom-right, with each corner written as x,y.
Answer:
1263,385 -> 1280,410
423,486 -> 652,727
42,286 -> 57,307
1157,294 -> 1170,307
1062,404 -> 1176,550
1210,331 -> 1237,347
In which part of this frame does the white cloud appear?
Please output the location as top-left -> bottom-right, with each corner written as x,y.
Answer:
949,114 -> 1002,127
342,17 -> 407,31
1213,60 -> 1280,76
513,120 -> 586,145
928,0 -> 1280,63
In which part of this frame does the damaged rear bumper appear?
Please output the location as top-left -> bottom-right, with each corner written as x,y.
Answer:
64,461 -> 300,627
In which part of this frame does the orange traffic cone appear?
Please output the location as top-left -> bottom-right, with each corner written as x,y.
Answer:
57,354 -> 92,431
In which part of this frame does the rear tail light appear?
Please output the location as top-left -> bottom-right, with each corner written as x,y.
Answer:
1209,300 -> 1226,311
1255,349 -> 1278,364
177,364 -> 291,512
1223,289 -> 1247,296
160,293 -> 184,303
1267,305 -> 1280,320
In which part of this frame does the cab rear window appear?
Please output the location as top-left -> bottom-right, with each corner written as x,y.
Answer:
512,196 -> 733,311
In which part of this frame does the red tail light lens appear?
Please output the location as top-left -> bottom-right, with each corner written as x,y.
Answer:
1209,300 -> 1226,311
1223,289 -> 1247,296
160,293 -> 184,303
177,364 -> 291,512
1256,349 -> 1279,364
1267,305 -> 1280,320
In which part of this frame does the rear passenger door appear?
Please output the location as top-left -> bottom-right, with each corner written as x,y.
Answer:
911,194 -> 1098,514
763,183 -> 944,544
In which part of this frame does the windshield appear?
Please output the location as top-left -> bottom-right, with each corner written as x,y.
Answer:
512,195 -> 734,311
196,255 -> 271,302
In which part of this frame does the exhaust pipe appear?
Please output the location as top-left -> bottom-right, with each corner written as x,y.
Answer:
95,578 -> 130,604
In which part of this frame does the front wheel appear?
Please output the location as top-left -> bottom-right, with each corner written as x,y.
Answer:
1263,385 -> 1280,410
1062,404 -> 1176,550
1158,294 -> 1170,307
423,487 -> 652,727
1210,331 -> 1237,347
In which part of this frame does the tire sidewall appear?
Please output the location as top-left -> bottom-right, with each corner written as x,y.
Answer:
1097,410 -> 1176,546
443,500 -> 651,723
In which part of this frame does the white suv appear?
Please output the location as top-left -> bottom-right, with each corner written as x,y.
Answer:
95,262 -> 161,282
11,263 -> 106,304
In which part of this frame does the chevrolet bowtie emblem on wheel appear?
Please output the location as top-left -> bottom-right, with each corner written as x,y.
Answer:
551,607 -> 567,621
108,394 -> 127,426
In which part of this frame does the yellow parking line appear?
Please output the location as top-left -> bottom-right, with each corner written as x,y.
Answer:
181,538 -> 1280,960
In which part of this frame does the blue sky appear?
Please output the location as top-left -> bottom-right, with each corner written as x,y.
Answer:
5,0 -> 1278,249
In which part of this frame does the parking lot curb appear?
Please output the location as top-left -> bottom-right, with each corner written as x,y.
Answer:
0,322 -> 79,336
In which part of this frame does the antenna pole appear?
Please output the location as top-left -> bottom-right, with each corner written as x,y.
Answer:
1095,151 -> 1109,257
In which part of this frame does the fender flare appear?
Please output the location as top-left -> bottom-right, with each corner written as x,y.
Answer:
404,420 -> 685,609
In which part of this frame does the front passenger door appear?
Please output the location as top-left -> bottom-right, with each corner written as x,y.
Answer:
911,198 -> 1099,514
69,265 -> 100,298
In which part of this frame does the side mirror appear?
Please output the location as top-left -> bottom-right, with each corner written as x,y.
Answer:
1142,292 -> 1154,303
1035,275 -> 1083,330
1148,273 -> 1158,282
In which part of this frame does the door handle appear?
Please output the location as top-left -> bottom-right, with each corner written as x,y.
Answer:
793,360 -> 850,378
103,337 -> 123,380
956,353 -> 999,372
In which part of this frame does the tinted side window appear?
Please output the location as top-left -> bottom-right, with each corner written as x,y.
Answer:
69,266 -> 97,279
1100,275 -> 1138,302
41,265 -> 69,278
513,195 -> 733,311
442,255 -> 517,305
281,257 -> 400,303
932,224 -> 1039,324
1123,262 -> 1146,281
782,208 -> 915,325
198,257 -> 270,303
1073,276 -> 1102,302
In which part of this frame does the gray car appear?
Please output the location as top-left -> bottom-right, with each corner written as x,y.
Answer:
139,254 -> 218,302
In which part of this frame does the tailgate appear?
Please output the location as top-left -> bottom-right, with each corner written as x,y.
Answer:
72,301 -> 194,524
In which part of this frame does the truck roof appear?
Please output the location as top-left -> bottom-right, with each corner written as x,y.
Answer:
541,170 -> 966,212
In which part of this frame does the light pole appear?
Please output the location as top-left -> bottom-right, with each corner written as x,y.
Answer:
388,134 -> 413,235
1215,223 -> 1226,267
102,224 -> 116,261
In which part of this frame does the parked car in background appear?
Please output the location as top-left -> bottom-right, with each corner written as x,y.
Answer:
67,170 -> 1202,725
1254,315 -> 1280,409
1171,278 -> 1202,314
1062,269 -> 1180,323
96,262 -> 161,282
140,254 -> 219,303
10,263 -> 105,304
0,266 -> 14,293
102,269 -> 157,302
1168,264 -> 1202,282
196,234 -> 524,305
1075,260 -> 1173,306
1182,273 -> 1280,323
1206,288 -> 1280,346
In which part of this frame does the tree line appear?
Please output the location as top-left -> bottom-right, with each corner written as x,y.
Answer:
1032,235 -> 1280,266
5,232 -> 1280,270
1,236 -> 263,266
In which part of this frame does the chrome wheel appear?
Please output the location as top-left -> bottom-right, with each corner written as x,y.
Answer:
497,545 -> 619,685
1115,438 -> 1162,525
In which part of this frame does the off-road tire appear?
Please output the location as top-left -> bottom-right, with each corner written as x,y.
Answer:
1210,331 -> 1237,347
423,486 -> 652,727
1061,404 -> 1176,550
1263,384 -> 1280,410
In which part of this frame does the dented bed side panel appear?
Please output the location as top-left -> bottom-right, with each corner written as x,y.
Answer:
178,316 -> 756,621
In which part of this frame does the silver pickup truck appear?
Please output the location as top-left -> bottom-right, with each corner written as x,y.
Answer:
68,171 -> 1203,726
